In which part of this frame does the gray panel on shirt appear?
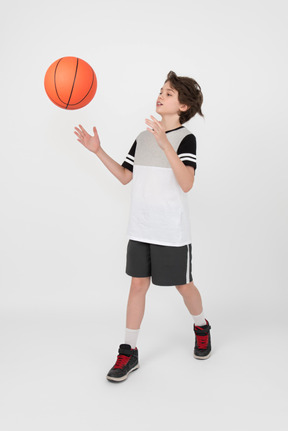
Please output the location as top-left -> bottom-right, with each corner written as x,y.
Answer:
134,127 -> 192,169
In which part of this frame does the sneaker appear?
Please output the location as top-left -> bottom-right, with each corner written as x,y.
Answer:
106,344 -> 139,382
193,319 -> 212,359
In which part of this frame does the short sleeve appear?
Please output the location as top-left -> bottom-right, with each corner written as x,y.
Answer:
122,140 -> 137,172
177,134 -> 197,171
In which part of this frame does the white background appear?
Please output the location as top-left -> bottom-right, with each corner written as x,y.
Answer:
0,0 -> 287,430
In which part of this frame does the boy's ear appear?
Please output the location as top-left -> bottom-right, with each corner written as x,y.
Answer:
180,104 -> 189,112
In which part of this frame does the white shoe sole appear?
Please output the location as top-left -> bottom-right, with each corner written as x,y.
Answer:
194,351 -> 211,360
106,364 -> 140,382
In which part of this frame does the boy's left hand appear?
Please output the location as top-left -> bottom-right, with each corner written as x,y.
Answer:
145,116 -> 169,150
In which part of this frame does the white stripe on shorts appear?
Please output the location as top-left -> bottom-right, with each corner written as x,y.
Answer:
186,245 -> 190,284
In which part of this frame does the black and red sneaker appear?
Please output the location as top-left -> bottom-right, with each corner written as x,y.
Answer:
193,319 -> 212,359
106,344 -> 139,382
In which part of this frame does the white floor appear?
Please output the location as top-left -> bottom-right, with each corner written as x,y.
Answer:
1,306 -> 287,431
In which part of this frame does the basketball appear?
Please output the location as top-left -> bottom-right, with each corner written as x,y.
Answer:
44,57 -> 97,110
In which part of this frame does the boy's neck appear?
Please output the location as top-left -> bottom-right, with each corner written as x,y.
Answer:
159,116 -> 182,132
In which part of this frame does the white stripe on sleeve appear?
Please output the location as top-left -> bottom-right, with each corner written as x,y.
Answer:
178,153 -> 196,158
180,157 -> 196,163
179,153 -> 196,162
125,157 -> 134,166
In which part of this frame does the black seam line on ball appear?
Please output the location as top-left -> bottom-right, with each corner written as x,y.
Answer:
54,58 -> 66,105
47,95 -> 66,108
66,58 -> 79,109
68,68 -> 95,106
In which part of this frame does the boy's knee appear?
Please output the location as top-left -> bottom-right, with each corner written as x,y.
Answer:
131,277 -> 150,292
176,284 -> 186,295
176,281 -> 195,295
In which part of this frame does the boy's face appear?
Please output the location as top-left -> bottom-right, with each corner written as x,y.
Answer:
156,81 -> 188,117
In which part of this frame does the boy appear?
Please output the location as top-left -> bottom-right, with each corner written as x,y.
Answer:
74,71 -> 212,383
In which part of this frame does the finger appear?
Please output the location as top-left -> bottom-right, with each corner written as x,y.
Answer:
145,119 -> 158,130
74,131 -> 84,141
150,116 -> 162,131
74,135 -> 83,143
150,115 -> 159,123
79,124 -> 87,135
145,119 -> 154,127
75,135 -> 84,144
76,129 -> 84,139
74,127 -> 82,136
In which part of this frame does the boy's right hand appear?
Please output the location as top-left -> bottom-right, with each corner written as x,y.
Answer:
74,125 -> 101,154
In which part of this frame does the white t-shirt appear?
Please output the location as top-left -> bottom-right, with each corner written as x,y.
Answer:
122,126 -> 197,247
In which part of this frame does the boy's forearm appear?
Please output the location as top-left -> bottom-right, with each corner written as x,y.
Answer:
163,143 -> 194,193
95,147 -> 130,184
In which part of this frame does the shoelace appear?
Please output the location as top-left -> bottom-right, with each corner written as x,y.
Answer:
113,354 -> 131,369
196,334 -> 209,349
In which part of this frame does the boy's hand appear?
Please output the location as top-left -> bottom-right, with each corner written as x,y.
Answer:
145,116 -> 170,150
74,124 -> 101,154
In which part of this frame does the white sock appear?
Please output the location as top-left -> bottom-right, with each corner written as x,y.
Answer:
125,328 -> 140,349
192,311 -> 206,327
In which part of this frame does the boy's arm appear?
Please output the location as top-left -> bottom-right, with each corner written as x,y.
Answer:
145,117 -> 195,193
74,124 -> 132,185
96,147 -> 133,185
162,145 -> 195,192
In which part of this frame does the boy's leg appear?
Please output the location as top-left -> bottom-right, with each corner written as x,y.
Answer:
106,277 -> 150,382
126,276 -> 151,330
175,281 -> 204,318
176,281 -> 211,359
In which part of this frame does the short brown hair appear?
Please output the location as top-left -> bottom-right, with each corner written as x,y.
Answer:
165,71 -> 204,124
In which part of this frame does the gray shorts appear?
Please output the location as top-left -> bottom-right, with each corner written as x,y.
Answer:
126,240 -> 193,286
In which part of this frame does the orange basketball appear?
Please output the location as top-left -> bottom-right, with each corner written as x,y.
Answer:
44,57 -> 97,110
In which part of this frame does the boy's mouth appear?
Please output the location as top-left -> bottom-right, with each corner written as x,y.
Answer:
157,102 -> 163,106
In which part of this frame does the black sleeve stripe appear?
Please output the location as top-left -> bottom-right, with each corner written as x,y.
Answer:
124,158 -> 134,166
126,155 -> 134,163
122,140 -> 137,172
177,134 -> 197,170
127,140 -> 137,157
122,161 -> 133,172
181,160 -> 196,169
